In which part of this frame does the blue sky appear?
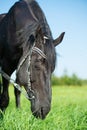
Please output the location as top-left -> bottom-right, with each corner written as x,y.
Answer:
0,0 -> 87,79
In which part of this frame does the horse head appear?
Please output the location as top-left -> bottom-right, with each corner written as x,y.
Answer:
16,27 -> 65,119
27,29 -> 65,119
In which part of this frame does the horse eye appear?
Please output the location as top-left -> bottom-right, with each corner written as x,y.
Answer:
36,58 -> 45,64
40,58 -> 45,63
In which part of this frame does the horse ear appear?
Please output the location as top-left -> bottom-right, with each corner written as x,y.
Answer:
53,32 -> 65,47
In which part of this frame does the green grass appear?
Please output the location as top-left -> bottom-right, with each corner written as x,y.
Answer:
0,85 -> 87,130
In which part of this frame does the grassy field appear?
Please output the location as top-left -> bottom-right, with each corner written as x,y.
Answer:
0,85 -> 87,130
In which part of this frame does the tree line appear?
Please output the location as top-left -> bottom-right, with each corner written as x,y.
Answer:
0,74 -> 87,87
52,74 -> 87,86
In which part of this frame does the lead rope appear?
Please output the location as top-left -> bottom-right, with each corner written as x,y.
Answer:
0,67 -> 30,100
0,41 -> 35,100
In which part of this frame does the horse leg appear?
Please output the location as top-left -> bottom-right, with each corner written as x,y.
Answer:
0,79 -> 1,95
0,76 -> 2,95
14,87 -> 21,108
0,82 -> 1,95
0,77 -> 9,111
0,82 -> 2,95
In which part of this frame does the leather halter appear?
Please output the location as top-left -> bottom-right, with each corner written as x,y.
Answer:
16,40 -> 47,100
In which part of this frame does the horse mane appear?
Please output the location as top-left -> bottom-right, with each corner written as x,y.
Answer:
20,0 -> 34,3
10,0 -> 56,71
22,0 -> 56,71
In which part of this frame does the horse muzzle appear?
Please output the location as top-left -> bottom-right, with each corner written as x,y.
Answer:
30,97 -> 51,119
32,106 -> 50,119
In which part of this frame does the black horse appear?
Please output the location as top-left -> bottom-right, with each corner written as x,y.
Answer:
0,0 -> 65,119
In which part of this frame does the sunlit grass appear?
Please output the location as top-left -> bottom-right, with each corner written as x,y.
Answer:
0,85 -> 87,130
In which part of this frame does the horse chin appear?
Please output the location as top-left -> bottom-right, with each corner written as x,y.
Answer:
30,98 -> 51,119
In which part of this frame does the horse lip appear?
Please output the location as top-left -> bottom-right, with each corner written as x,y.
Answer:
32,107 -> 50,119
